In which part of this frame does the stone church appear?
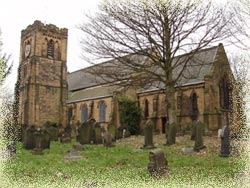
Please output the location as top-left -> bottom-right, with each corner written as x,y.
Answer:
15,21 -> 235,135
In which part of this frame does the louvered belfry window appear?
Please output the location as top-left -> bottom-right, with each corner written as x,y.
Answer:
47,39 -> 54,59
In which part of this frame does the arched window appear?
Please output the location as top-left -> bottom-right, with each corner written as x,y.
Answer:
144,99 -> 149,118
219,75 -> 231,110
81,104 -> 88,122
190,91 -> 199,121
47,39 -> 54,59
99,101 -> 106,122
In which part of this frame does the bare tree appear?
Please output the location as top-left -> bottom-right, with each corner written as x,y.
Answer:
79,0 -> 238,125
0,29 -> 12,85
227,0 -> 250,49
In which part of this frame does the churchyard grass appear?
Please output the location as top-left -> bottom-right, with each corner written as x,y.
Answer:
0,135 -> 246,188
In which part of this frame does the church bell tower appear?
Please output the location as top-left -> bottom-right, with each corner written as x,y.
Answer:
15,20 -> 68,127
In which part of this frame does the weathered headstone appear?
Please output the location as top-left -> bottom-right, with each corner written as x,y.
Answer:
64,148 -> 84,161
219,125 -> 230,157
116,126 -> 130,139
181,147 -> 193,154
73,143 -> 83,151
142,119 -> 155,149
60,132 -> 71,144
32,128 -> 44,155
23,125 -> 36,150
92,122 -> 103,144
193,120 -> 206,152
165,122 -> 177,146
190,120 -> 196,141
77,122 -> 92,144
41,128 -> 50,149
148,149 -> 169,176
60,125 -> 72,144
101,129 -> 115,147
43,121 -> 59,141
107,123 -> 116,141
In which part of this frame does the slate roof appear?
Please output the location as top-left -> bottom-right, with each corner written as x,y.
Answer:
67,44 -> 222,102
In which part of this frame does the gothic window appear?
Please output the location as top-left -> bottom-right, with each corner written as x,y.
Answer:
144,99 -> 149,118
99,101 -> 106,122
81,104 -> 88,122
47,39 -> 54,59
190,91 -> 199,121
219,76 -> 231,110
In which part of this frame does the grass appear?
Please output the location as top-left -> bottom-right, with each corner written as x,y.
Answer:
0,135 -> 248,188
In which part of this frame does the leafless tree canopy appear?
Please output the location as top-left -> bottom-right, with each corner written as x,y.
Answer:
79,0 -> 239,123
0,29 -> 12,85
80,0 -> 236,86
227,0 -> 250,50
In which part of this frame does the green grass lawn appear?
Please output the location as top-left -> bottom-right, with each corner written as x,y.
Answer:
0,135 -> 247,188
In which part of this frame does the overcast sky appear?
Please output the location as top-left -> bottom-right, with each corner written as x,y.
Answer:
0,0 -> 100,91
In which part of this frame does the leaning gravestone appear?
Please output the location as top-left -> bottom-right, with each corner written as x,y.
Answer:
165,122 -> 177,146
142,119 -> 155,149
23,125 -> 36,150
148,148 -> 169,176
219,125 -> 230,157
193,120 -> 206,152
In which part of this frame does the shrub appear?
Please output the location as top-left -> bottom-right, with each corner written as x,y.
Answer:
118,97 -> 141,135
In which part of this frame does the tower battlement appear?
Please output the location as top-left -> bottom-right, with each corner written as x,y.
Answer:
21,20 -> 68,38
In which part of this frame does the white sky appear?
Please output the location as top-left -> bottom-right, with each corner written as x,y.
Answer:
0,0 -> 100,92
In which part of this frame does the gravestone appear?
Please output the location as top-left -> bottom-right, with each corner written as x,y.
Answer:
116,126 -> 130,139
190,120 -> 196,140
193,120 -> 206,152
107,123 -> 116,141
148,149 -> 169,176
32,128 -> 44,155
60,125 -> 72,144
60,132 -> 71,144
64,148 -> 84,161
142,119 -> 155,149
165,122 -> 177,146
23,125 -> 36,150
219,125 -> 230,157
73,143 -> 83,151
101,129 -> 115,147
41,128 -> 50,149
92,122 -> 103,144
44,122 -> 59,141
77,122 -> 92,144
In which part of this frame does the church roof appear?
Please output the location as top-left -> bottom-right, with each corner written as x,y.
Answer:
67,44 -> 224,102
